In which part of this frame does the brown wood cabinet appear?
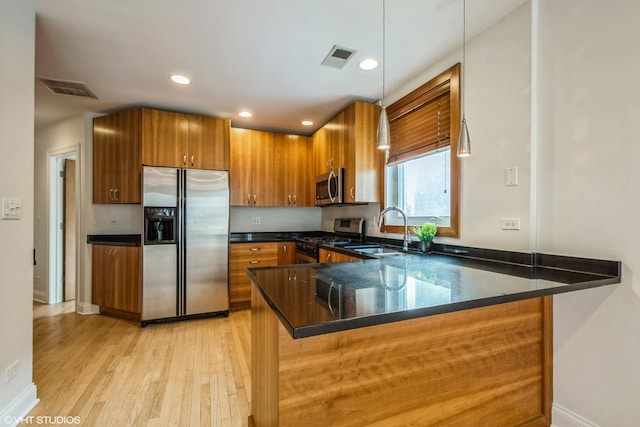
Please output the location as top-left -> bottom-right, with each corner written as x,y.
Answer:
318,247 -> 363,263
91,245 -> 141,318
230,128 -> 312,207
229,241 -> 297,310
277,242 -> 296,265
274,133 -> 312,207
141,109 -> 229,170
312,101 -> 385,204
229,242 -> 279,310
93,109 -> 142,203
93,108 -> 230,204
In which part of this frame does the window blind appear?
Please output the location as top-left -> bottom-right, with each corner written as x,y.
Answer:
387,79 -> 453,165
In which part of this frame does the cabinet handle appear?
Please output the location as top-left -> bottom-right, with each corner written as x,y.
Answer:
288,195 -> 291,206
109,189 -> 114,200
109,248 -> 119,259
250,247 -> 260,252
293,195 -> 297,206
350,186 -> 355,200
253,194 -> 257,205
249,260 -> 260,264
183,154 -> 187,166
283,245 -> 287,253
327,158 -> 333,171
247,194 -> 251,205
191,155 -> 195,167
114,189 -> 120,200
326,253 -> 331,262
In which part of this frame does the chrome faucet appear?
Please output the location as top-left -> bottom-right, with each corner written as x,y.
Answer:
377,206 -> 410,251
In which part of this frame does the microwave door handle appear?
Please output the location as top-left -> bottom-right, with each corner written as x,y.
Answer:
328,170 -> 337,203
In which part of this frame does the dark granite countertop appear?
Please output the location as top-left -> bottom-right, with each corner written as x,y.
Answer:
230,231 -> 321,243
247,250 -> 621,339
87,234 -> 141,246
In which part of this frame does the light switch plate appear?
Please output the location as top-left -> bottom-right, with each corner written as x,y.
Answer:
505,166 -> 518,186
1,198 -> 21,220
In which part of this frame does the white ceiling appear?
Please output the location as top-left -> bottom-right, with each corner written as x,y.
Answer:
27,0 -> 525,134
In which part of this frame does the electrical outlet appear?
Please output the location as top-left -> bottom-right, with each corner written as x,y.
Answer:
501,218 -> 521,230
5,360 -> 19,383
109,218 -> 120,225
252,217 -> 261,225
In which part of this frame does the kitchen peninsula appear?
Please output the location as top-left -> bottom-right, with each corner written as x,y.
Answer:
247,250 -> 620,426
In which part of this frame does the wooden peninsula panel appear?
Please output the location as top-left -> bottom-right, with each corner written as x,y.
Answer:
251,284 -> 552,426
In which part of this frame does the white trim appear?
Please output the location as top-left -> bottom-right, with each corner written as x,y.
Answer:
552,403 -> 600,427
0,383 -> 39,427
32,290 -> 47,304
76,301 -> 100,315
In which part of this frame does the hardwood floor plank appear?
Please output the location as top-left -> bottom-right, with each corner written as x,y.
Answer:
29,302 -> 252,426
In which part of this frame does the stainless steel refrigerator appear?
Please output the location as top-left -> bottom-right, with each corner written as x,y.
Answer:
141,166 -> 229,324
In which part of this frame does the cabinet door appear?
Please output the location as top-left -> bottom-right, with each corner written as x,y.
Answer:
344,101 -> 384,203
250,131 -> 279,206
111,246 -> 141,313
312,124 -> 331,179
279,134 -> 312,207
318,248 -> 362,263
277,242 -> 296,265
230,128 -> 254,205
93,109 -> 141,204
91,245 -> 113,306
188,115 -> 230,170
91,245 -> 141,313
141,109 -> 189,168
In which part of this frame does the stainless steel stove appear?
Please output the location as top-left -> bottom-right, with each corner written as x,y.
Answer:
295,218 -> 365,263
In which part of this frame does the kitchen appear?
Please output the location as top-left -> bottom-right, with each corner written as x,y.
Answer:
3,0 -> 640,426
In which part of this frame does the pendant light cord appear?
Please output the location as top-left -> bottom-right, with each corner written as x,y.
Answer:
382,0 -> 386,106
461,0 -> 466,119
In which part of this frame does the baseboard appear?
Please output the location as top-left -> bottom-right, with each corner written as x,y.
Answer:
0,383 -> 39,427
76,301 -> 100,315
32,290 -> 47,304
552,403 -> 600,427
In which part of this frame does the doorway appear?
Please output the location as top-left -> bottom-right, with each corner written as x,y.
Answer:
49,151 -> 78,304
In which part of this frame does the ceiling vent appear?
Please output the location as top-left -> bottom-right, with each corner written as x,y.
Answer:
36,77 -> 98,99
321,45 -> 357,69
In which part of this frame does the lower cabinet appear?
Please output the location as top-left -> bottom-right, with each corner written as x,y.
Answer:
229,242 -> 296,310
318,248 -> 363,263
92,245 -> 141,320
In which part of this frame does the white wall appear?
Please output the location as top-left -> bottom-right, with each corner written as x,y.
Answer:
34,113 -> 141,314
323,2 -> 533,252
536,1 -> 640,426
0,0 -> 39,422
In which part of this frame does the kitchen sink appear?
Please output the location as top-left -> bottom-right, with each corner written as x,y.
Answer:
343,245 -> 404,257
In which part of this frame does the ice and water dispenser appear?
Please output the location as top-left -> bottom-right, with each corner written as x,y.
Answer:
144,207 -> 177,244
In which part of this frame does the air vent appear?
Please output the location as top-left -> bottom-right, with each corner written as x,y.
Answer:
321,45 -> 357,69
36,77 -> 98,99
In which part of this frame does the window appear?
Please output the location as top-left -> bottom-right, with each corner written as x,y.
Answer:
382,64 -> 460,238
385,148 -> 451,228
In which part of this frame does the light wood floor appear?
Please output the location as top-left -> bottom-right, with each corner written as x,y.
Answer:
28,302 -> 252,427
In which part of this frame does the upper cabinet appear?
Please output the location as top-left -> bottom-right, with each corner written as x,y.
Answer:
93,109 -> 142,204
230,128 -> 312,207
141,109 -> 230,170
312,101 -> 384,204
93,108 -> 230,204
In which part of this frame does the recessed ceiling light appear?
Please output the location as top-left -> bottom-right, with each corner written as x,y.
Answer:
301,120 -> 314,126
169,74 -> 191,85
358,58 -> 379,71
238,111 -> 252,118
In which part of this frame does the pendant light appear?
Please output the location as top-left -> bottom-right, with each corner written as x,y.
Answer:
376,0 -> 391,150
457,0 -> 471,157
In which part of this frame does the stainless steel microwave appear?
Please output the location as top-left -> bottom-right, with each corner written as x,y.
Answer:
315,168 -> 344,205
